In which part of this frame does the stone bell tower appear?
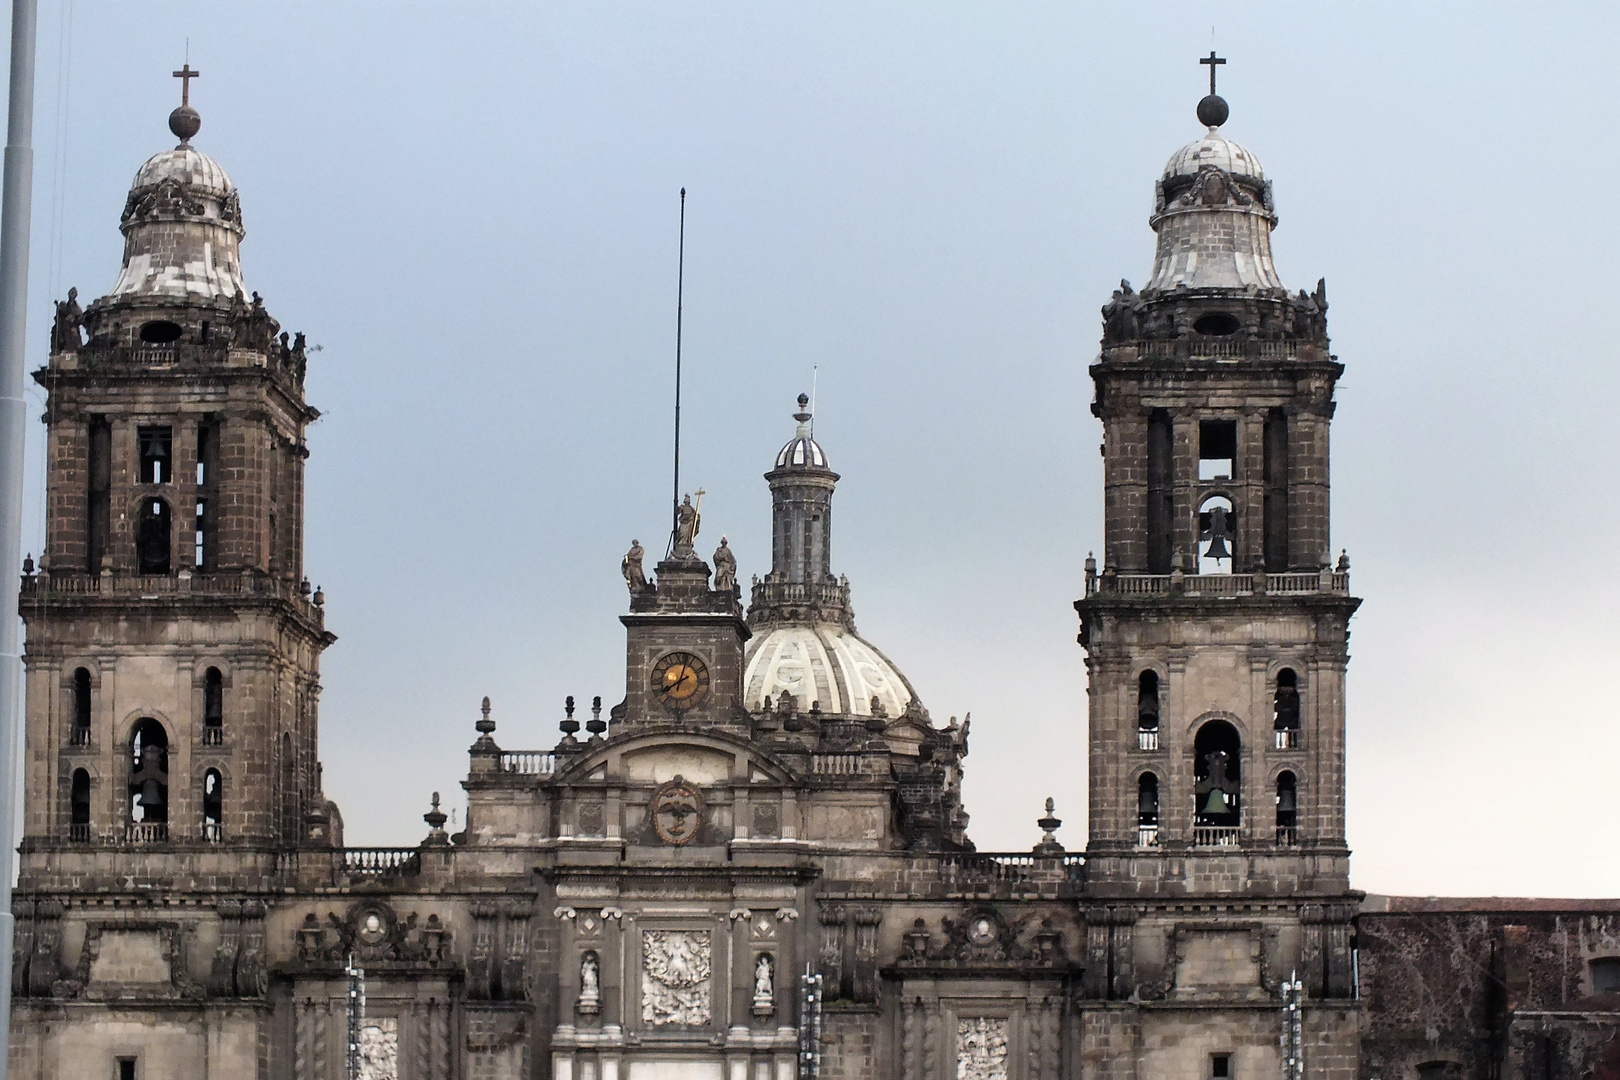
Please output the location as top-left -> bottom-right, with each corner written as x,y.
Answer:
18,80 -> 334,871
1073,60 -> 1364,1065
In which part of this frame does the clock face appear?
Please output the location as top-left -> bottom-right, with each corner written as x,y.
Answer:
652,651 -> 710,711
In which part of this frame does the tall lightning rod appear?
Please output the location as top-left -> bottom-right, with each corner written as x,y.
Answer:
670,187 -> 686,556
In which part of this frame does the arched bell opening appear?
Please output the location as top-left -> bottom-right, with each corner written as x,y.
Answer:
203,667 -> 224,745
1137,772 -> 1160,847
69,768 -> 91,841
1136,670 -> 1160,750
137,497 -> 172,574
1273,668 -> 1301,748
128,718 -> 169,830
1197,494 -> 1235,575
202,768 -> 223,842
71,667 -> 93,745
1193,719 -> 1241,831
1275,770 -> 1298,845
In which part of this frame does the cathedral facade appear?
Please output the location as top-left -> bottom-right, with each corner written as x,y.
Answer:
8,69 -> 1618,1080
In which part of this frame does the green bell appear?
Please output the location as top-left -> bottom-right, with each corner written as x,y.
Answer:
1201,788 -> 1230,815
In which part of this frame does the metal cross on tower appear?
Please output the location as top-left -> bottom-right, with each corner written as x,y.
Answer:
1200,51 -> 1226,95
172,63 -> 200,106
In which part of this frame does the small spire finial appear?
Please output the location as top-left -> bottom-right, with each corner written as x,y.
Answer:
794,392 -> 811,423
169,64 -> 202,144
1197,52 -> 1229,129
475,696 -> 496,736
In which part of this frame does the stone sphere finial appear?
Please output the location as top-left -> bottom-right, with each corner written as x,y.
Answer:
1196,93 -> 1229,129
169,104 -> 201,144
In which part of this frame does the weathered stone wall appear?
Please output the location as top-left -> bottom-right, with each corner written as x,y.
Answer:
1357,900 -> 1620,1080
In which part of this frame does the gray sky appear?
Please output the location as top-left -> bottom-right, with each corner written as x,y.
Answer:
14,2 -> 1620,896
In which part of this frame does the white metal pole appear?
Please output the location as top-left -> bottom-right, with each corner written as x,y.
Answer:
0,0 -> 36,1074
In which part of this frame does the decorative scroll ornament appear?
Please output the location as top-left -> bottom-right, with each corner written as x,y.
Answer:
642,930 -> 711,1026
956,1017 -> 1010,1080
651,778 -> 704,845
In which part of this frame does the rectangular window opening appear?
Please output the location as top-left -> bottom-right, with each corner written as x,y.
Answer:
1211,1053 -> 1232,1080
1198,420 -> 1237,481
138,426 -> 172,485
118,1058 -> 137,1080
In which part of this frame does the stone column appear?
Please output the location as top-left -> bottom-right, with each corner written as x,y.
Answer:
901,995 -> 922,1080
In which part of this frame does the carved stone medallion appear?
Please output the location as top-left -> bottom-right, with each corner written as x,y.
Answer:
641,930 -> 711,1026
956,1017 -> 1009,1080
651,777 -> 704,845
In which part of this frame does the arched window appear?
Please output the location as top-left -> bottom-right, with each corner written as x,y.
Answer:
1137,773 -> 1160,847
1193,719 -> 1241,841
137,498 -> 172,574
1136,670 -> 1160,750
202,769 -> 223,842
128,719 -> 169,840
69,768 -> 91,841
1197,494 -> 1235,574
203,667 -> 223,745
1275,771 -> 1298,845
1273,669 -> 1301,749
71,667 -> 92,745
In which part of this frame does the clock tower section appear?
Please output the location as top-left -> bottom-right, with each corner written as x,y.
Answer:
618,515 -> 750,733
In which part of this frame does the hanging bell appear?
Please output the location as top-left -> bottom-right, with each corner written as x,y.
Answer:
1138,788 -> 1158,815
1201,787 -> 1230,816
1202,505 -> 1233,561
1277,786 -> 1297,814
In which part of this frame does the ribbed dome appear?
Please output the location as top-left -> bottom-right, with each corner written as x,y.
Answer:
772,394 -> 830,470
744,624 -> 914,719
775,432 -> 828,470
1163,131 -> 1265,183
131,145 -> 235,197
110,140 -> 246,301
1146,122 -> 1282,293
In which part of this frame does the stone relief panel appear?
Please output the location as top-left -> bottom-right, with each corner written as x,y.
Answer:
642,929 -> 712,1027
956,1017 -> 1010,1080
358,1016 -> 399,1080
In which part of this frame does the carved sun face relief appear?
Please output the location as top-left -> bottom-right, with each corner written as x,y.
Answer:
651,777 -> 704,845
652,651 -> 710,711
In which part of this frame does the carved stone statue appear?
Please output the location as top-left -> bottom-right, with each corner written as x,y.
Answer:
50,288 -> 83,354
622,540 -> 647,593
673,493 -> 701,558
578,951 -> 601,1012
1100,279 -> 1140,342
712,536 -> 736,592
751,952 -> 774,1014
